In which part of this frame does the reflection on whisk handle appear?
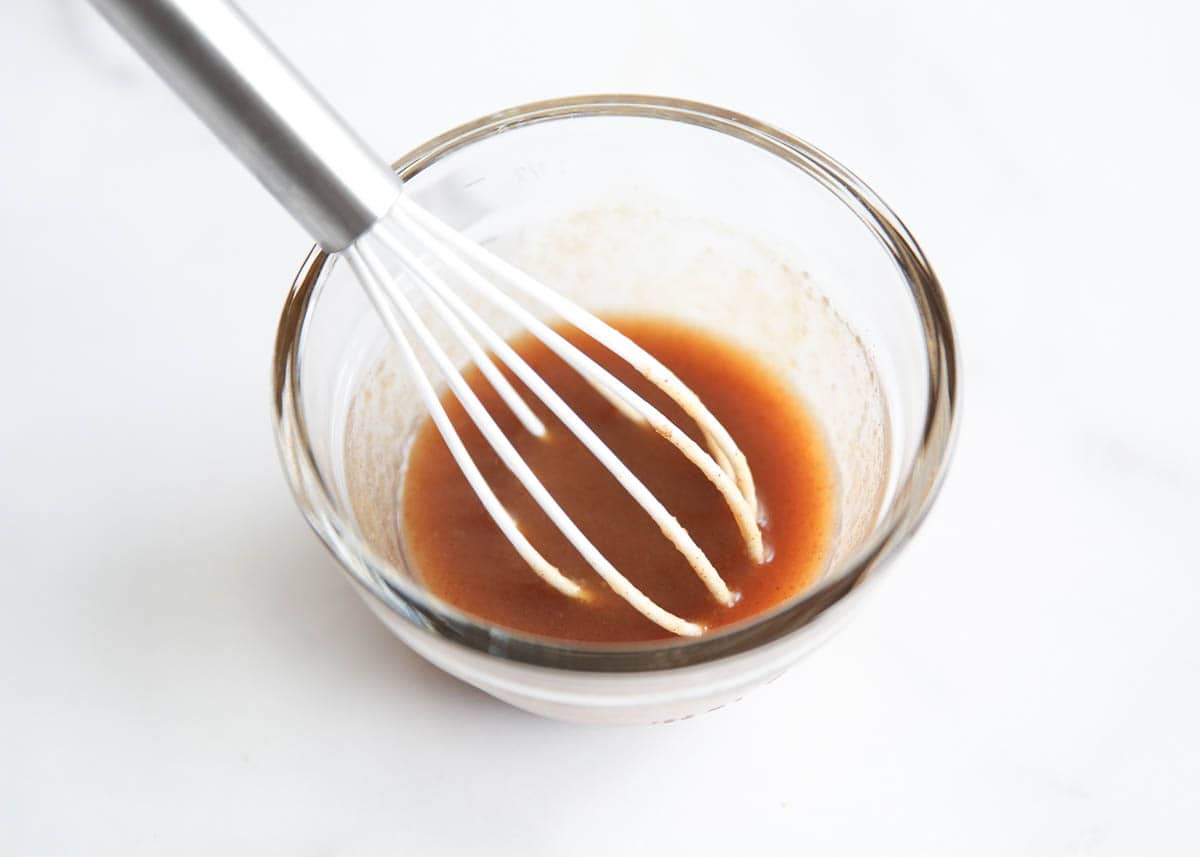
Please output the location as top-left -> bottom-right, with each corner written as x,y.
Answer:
89,0 -> 402,251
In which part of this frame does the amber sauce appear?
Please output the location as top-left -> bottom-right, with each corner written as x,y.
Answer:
400,316 -> 837,643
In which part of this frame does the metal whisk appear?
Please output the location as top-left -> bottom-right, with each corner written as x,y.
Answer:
92,0 -> 763,636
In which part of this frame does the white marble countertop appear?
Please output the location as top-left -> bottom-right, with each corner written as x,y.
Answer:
3,1 -> 1197,853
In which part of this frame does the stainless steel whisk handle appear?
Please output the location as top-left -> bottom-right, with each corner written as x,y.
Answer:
89,0 -> 402,251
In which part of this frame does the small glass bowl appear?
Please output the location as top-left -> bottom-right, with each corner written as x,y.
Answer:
273,95 -> 958,724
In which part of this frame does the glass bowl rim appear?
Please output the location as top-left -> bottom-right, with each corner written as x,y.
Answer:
272,93 -> 959,673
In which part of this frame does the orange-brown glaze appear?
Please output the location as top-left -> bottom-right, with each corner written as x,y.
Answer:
400,316 -> 836,642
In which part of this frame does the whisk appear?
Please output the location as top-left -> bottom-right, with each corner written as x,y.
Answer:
92,0 -> 764,636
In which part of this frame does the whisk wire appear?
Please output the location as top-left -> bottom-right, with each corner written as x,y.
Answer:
343,246 -> 579,600
385,204 -> 765,565
384,230 -> 737,607
352,239 -> 705,637
396,197 -> 759,517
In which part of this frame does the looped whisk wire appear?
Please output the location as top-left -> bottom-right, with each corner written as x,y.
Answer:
345,196 -> 763,637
